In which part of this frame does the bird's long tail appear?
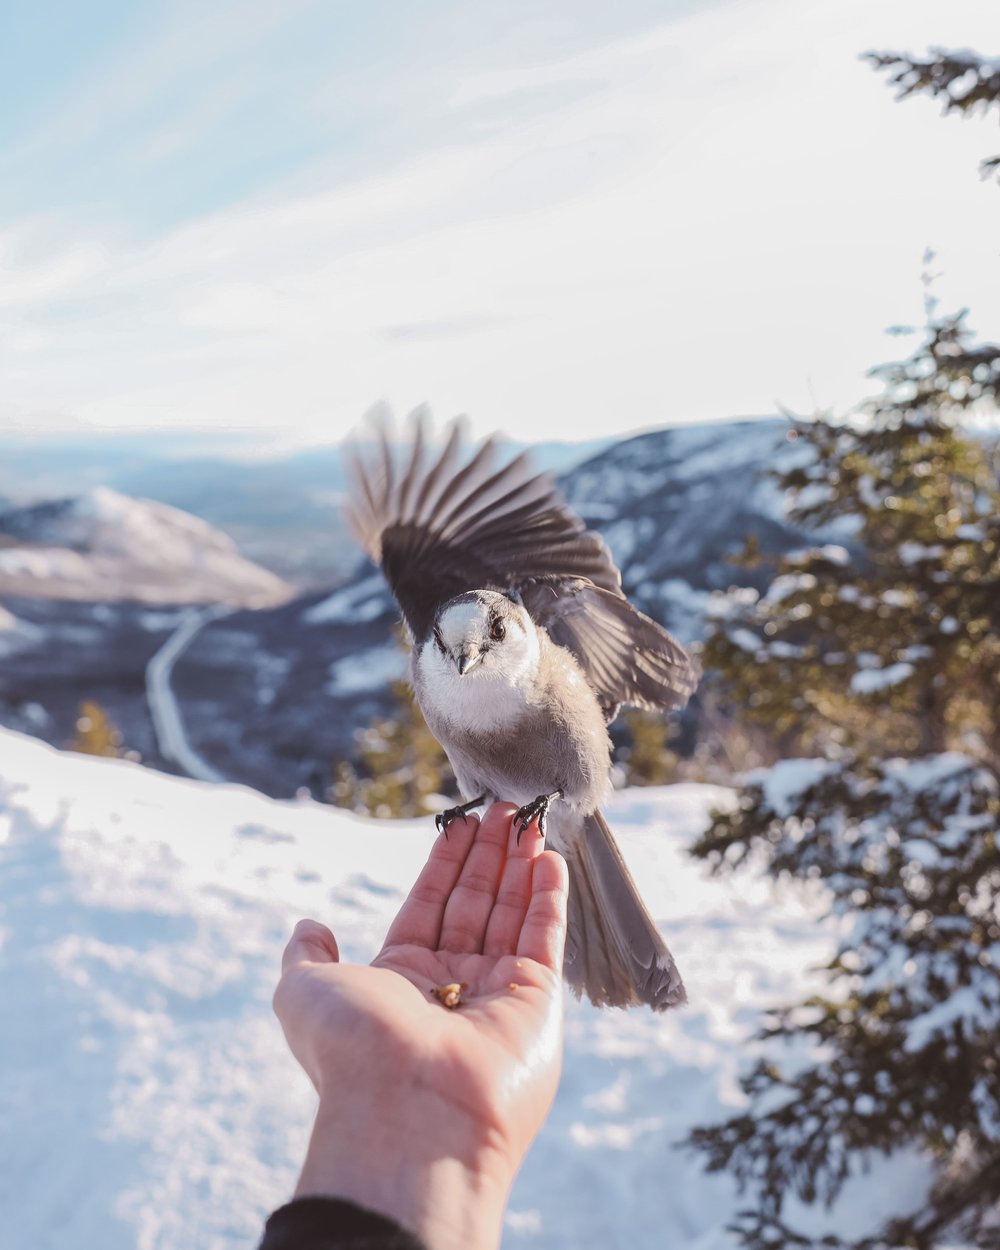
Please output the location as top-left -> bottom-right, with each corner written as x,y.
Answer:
560,809 -> 686,1010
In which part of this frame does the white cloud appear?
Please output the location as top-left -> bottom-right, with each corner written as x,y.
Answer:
1,0 -> 999,445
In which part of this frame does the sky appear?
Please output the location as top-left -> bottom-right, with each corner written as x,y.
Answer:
1,0 -> 999,448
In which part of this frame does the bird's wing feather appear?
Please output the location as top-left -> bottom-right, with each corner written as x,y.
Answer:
345,414 -> 622,642
520,576 -> 699,717
346,414 -> 698,715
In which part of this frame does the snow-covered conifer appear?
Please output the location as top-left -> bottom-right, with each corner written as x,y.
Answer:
688,46 -> 1000,1248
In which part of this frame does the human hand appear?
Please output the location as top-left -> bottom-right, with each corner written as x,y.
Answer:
273,802 -> 569,1250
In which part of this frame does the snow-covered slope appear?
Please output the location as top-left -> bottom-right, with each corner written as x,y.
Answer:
0,487 -> 292,607
0,728 -> 931,1250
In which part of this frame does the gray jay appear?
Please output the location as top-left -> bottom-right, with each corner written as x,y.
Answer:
345,417 -> 699,1010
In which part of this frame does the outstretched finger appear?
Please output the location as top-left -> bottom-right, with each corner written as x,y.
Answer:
438,803 -> 518,953
382,814 -> 480,951
281,918 -> 340,974
516,851 -> 569,972
482,808 -> 547,957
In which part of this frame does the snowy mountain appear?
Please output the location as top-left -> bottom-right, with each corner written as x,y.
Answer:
0,486 -> 293,607
153,417 -> 819,795
0,418 -> 821,795
0,431 -> 613,588
0,726 -> 930,1250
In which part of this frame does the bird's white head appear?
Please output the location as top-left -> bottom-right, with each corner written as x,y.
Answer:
419,590 -> 540,707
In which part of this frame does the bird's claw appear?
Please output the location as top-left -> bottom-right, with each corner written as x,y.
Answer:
435,807 -> 463,836
434,795 -> 486,838
514,791 -> 560,843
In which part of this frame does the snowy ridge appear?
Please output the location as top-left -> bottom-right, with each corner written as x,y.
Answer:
0,487 -> 292,607
0,727 -> 934,1249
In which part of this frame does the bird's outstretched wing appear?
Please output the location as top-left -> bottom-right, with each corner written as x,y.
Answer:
345,414 -> 620,641
519,576 -> 699,717
345,413 -> 698,714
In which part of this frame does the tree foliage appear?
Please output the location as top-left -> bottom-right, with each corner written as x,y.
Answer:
690,756 -> 1000,1249
330,678 -> 451,819
69,699 -> 124,758
704,313 -> 1000,765
865,49 -> 1000,180
619,710 -> 680,786
687,45 -> 1000,1250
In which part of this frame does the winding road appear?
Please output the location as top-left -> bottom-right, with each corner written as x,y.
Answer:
145,606 -> 232,783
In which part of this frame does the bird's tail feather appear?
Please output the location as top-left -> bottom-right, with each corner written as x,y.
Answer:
562,809 -> 686,1010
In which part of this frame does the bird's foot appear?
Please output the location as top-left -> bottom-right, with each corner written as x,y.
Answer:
435,794 -> 486,837
514,788 -> 564,843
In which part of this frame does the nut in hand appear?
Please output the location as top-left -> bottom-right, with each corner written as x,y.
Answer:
432,981 -> 467,1009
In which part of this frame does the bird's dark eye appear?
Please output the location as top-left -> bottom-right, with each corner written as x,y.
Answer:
490,618 -> 506,642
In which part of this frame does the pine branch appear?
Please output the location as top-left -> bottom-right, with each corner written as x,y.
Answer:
865,49 -> 1000,180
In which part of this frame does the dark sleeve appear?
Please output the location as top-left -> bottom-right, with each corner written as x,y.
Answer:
258,1197 -> 430,1250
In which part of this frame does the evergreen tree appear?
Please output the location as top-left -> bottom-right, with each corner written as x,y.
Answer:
704,312 -> 1000,765
330,678 -> 450,819
687,47 -> 1000,1249
69,699 -> 124,758
865,49 -> 1000,181
620,710 -> 679,786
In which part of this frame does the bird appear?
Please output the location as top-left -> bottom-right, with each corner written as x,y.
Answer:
344,414 -> 699,1009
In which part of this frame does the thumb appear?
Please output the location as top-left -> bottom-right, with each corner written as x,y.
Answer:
281,917 -> 340,974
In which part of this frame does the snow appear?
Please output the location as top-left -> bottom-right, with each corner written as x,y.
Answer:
600,516 -> 654,567
326,641 -> 407,695
729,627 -> 763,654
815,544 -> 850,564
0,546 -> 92,579
850,662 -> 914,694
903,986 -> 998,1055
704,586 -> 758,619
0,728 -> 937,1250
757,758 -> 836,817
899,542 -> 945,564
785,544 -> 851,567
303,573 -> 391,624
0,488 -> 291,607
70,487 -> 241,565
766,571 -> 817,603
0,606 -> 43,657
665,420 -> 793,484
880,753 -> 973,793
653,579 -> 713,643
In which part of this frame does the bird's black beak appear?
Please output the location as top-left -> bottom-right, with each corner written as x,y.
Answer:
455,647 -> 483,676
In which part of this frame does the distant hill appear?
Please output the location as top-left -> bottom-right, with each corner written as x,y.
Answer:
0,429 -> 612,587
0,486 -> 293,607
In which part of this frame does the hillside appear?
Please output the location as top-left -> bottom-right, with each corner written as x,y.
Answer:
0,726 -> 933,1249
0,486 -> 292,607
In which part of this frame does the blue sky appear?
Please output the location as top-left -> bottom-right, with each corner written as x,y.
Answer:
2,0 -> 685,231
1,0 -> 999,445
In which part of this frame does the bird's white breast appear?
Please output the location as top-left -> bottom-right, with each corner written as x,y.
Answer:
413,643 -> 535,733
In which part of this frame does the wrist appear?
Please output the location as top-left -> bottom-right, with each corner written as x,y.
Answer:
294,1095 -> 513,1250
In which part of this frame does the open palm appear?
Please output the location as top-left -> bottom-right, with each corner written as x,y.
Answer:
273,803 -> 569,1209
